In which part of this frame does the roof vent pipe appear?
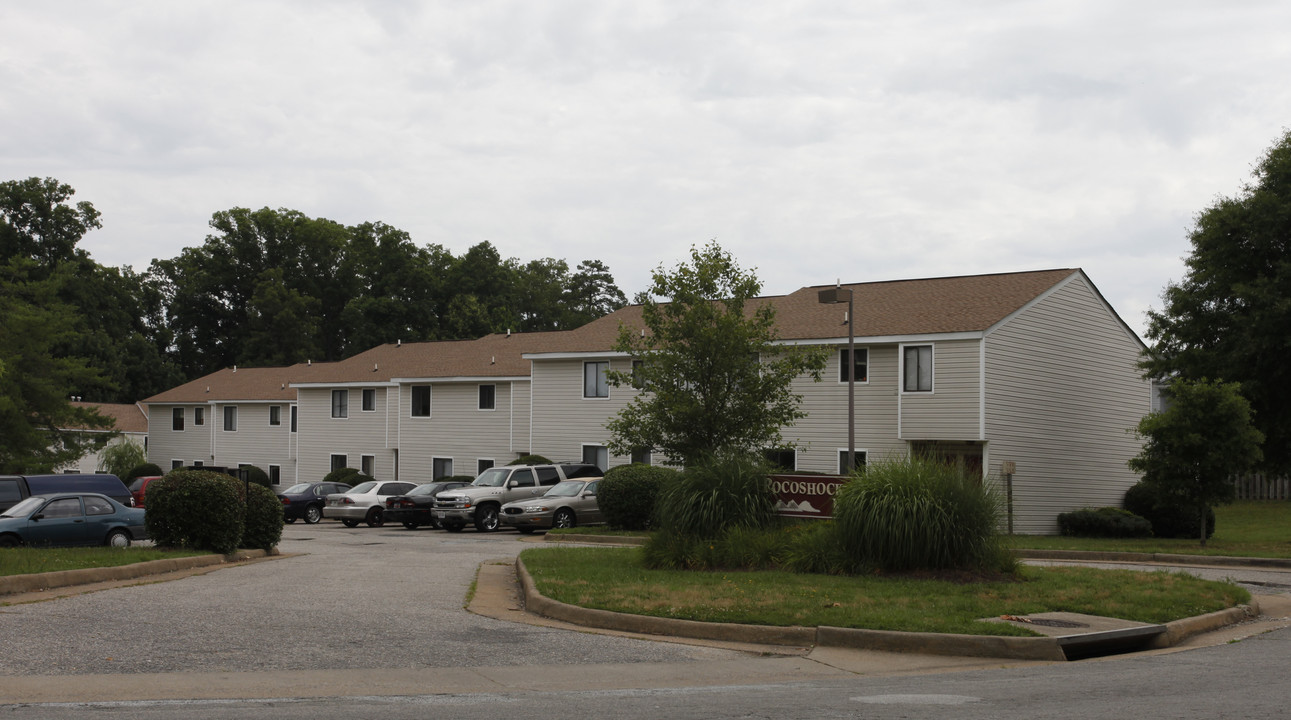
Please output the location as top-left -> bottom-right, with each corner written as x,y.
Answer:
491,356 -> 496,365
374,363 -> 379,372
397,339 -> 401,347
232,365 -> 237,372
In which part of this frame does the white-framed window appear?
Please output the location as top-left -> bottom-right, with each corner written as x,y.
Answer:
838,449 -> 868,475
269,405 -> 282,426
411,386 -> 431,417
330,454 -> 348,472
171,459 -> 183,470
193,460 -> 204,467
223,406 -> 238,432
361,455 -> 375,477
362,389 -> 376,412
764,448 -> 796,471
172,407 -> 184,431
331,389 -> 349,418
477,458 -> 494,475
838,348 -> 869,383
584,361 -> 609,398
581,444 -> 608,471
631,448 -> 652,466
269,464 -> 281,484
901,344 -> 934,393
478,384 -> 495,410
194,407 -> 205,426
290,406 -> 297,432
432,457 -> 454,479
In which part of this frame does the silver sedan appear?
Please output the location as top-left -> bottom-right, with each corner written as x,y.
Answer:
499,479 -> 603,533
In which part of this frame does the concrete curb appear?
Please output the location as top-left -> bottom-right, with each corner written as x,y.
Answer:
543,532 -> 648,546
515,556 -> 1264,661
0,549 -> 274,597
1014,548 -> 1291,569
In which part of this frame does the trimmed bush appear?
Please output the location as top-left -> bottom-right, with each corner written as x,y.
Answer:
832,455 -> 1013,573
323,467 -> 361,486
145,470 -> 245,554
241,482 -> 284,550
654,451 -> 777,538
1057,507 -> 1153,538
1123,481 -> 1215,539
599,464 -> 677,531
243,465 -> 271,489
508,454 -> 552,466
124,463 -> 163,482
640,524 -> 793,571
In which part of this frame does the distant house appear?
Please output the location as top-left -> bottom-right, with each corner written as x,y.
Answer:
54,401 -> 150,474
139,268 -> 1150,533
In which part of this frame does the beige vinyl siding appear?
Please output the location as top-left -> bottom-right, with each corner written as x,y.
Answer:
984,276 -> 1150,534
297,387 -> 396,483
398,381 -> 523,480
511,381 -> 531,455
530,358 -> 638,466
207,402 -> 297,481
785,345 -> 905,473
146,405 -> 214,468
899,340 -> 982,440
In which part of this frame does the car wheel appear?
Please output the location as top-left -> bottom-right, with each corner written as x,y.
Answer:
444,523 -> 464,533
402,521 -> 419,530
284,517 -> 297,524
474,505 -> 500,532
553,508 -> 576,529
341,518 -> 360,528
366,507 -> 385,527
304,505 -> 323,524
106,529 -> 132,548
516,526 -> 536,535
0,534 -> 20,547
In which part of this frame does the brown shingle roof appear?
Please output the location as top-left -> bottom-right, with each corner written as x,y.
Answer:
66,402 -> 149,433
143,364 -> 327,404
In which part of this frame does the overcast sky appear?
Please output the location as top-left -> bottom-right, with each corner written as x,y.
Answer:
3,1 -> 1289,338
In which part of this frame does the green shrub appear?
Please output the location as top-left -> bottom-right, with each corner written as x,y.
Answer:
323,467 -> 360,485
124,463 -> 163,482
654,451 -> 777,538
832,455 -> 1012,573
599,464 -> 678,531
1123,481 -> 1215,539
1057,507 -> 1153,538
242,465 -> 271,489
780,521 -> 857,575
145,470 -> 245,554
240,482 -> 284,550
509,454 -> 552,465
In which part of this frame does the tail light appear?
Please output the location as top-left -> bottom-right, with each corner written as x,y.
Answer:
281,497 -> 290,505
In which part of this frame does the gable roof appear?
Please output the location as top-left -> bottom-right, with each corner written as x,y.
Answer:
143,364 -> 325,404
66,402 -> 149,433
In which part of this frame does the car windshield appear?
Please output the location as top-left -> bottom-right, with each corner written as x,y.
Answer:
544,481 -> 585,498
472,469 -> 510,487
2,497 -> 45,517
349,481 -> 377,494
407,484 -> 442,496
282,484 -> 312,494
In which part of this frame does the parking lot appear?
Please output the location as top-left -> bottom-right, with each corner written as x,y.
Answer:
0,522 -> 745,677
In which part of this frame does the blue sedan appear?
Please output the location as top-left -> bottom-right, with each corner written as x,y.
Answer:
0,493 -> 148,548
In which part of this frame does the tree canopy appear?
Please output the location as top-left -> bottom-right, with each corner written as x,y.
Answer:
1128,378 -> 1263,546
606,242 -> 826,466
1142,129 -> 1291,472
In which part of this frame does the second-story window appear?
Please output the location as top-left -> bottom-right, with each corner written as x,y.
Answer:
584,361 -> 609,398
411,386 -> 431,417
362,389 -> 376,412
223,406 -> 238,432
331,389 -> 348,418
478,384 -> 495,410
903,345 -> 933,392
269,406 -> 282,426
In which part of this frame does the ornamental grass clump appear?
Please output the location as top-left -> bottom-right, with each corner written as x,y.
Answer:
832,455 -> 1014,574
654,451 -> 777,538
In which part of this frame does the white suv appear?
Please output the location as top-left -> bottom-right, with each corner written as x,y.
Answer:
433,463 -> 601,532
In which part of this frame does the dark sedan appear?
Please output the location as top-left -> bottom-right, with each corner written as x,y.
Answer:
279,482 -> 354,524
0,493 -> 148,548
385,481 -> 470,529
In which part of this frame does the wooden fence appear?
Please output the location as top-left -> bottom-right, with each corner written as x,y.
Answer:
1233,474 -> 1290,500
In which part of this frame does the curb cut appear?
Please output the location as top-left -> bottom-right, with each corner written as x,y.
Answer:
0,549 -> 275,597
514,556 -> 1263,661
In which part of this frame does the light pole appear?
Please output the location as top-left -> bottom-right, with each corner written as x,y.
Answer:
818,285 -> 855,474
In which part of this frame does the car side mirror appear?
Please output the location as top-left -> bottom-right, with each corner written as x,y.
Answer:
32,514 -> 44,521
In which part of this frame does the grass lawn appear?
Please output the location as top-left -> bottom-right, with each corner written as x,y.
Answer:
1008,501 -> 1291,558
521,546 -> 1250,637
0,547 -> 207,577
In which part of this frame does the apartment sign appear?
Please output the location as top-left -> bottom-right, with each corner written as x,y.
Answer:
770,474 -> 849,519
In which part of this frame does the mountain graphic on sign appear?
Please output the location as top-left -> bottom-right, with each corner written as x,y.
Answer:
776,500 -> 822,514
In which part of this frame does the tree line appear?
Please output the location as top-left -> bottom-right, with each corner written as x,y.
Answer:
0,177 -> 627,471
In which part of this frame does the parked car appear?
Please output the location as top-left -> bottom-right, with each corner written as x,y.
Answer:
323,481 -> 418,527
279,482 -> 355,524
500,479 -> 604,533
433,463 -> 601,532
385,481 -> 471,529
127,476 -> 163,508
0,474 -> 133,513
0,493 -> 148,548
